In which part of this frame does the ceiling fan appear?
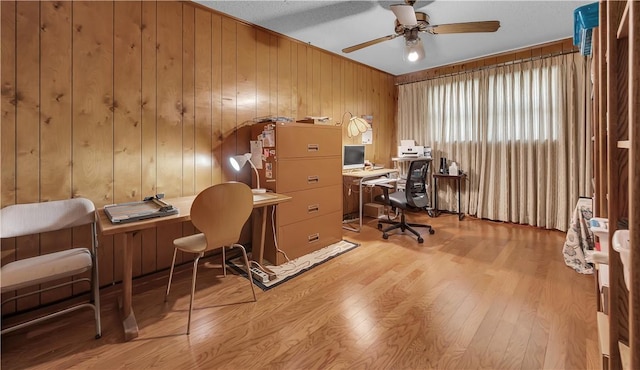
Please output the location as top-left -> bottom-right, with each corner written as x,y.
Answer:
342,0 -> 500,62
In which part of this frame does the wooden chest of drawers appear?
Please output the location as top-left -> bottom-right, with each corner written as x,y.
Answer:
251,122 -> 342,265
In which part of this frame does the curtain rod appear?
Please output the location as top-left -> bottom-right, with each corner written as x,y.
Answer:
396,49 -> 580,86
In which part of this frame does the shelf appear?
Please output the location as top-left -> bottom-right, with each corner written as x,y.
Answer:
617,140 -> 630,149
619,341 -> 630,370
617,1 -> 630,39
596,1 -> 636,368
597,311 -> 610,357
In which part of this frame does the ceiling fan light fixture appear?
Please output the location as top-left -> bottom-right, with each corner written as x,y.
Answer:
404,37 -> 425,62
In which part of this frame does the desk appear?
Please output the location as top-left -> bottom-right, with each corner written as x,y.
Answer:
432,173 -> 466,220
97,192 -> 291,341
341,168 -> 398,232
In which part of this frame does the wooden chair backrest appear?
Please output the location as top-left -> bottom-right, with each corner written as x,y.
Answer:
190,182 -> 253,251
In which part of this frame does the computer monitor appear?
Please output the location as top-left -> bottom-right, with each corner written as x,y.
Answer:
343,144 -> 365,170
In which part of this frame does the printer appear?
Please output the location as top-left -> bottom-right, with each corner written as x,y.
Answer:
398,140 -> 425,158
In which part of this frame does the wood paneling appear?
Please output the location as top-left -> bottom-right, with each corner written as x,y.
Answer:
41,1 -> 72,202
0,0 -> 17,315
114,1 -> 143,278
311,49 -> 322,117
290,43 -> 300,119
73,0 -> 115,288
256,29 -> 270,118
15,0 -> 42,312
140,1 -> 158,276
194,8 -> 213,193
269,35 -> 278,117
0,0 -> 397,315
320,51 -> 332,117
220,17 -> 237,184
182,5 -> 196,197
38,1 -> 76,305
15,1 -> 40,207
330,57 -> 339,125
296,44 -> 309,118
72,1 -> 114,205
211,13 -> 223,186
156,1 -> 183,199
277,38 -> 292,117
236,22 -> 256,186
1,0 -> 17,210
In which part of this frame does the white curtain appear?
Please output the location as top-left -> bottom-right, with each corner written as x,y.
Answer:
398,53 -> 592,231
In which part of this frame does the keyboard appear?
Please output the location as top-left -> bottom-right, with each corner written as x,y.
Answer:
364,177 -> 394,185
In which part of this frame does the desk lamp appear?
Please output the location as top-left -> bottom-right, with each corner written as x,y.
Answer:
229,153 -> 266,194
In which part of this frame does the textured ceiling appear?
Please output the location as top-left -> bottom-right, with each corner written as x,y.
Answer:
195,0 -> 591,76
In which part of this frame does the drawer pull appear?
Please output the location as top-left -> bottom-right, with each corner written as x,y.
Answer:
307,176 -> 319,184
307,144 -> 319,152
308,233 -> 320,243
307,204 -> 320,213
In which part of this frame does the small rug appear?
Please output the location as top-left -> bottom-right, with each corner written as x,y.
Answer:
226,239 -> 359,291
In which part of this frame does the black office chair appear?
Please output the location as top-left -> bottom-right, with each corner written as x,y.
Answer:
374,159 -> 435,243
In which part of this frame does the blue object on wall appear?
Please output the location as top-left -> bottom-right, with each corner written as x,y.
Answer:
573,2 -> 599,56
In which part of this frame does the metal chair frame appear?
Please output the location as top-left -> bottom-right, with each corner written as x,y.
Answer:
0,198 -> 101,339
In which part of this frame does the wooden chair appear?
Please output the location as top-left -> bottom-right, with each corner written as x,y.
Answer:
0,198 -> 101,338
374,159 -> 435,243
165,182 -> 256,334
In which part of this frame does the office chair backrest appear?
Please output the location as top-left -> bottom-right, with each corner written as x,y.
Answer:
405,159 -> 430,209
1,198 -> 96,238
190,182 -> 253,250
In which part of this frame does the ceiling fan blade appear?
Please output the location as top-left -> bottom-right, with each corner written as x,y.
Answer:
390,4 -> 417,26
342,34 -> 400,53
427,21 -> 500,34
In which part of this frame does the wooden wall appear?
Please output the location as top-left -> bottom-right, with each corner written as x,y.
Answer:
0,1 -> 397,314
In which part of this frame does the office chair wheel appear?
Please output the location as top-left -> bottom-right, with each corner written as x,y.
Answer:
382,233 -> 389,240
429,229 -> 435,235
417,237 -> 424,243
95,334 -> 102,339
377,223 -> 383,230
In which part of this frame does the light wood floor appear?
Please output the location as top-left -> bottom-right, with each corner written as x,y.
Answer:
1,213 -> 599,369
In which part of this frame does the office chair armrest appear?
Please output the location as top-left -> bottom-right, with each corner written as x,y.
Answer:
373,183 -> 395,206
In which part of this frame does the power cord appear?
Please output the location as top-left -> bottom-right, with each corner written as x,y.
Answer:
271,204 -> 290,263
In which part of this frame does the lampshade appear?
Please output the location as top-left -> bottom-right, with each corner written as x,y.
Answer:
403,37 -> 425,63
229,153 -> 266,194
345,113 -> 371,138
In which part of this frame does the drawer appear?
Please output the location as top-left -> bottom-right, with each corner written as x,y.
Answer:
276,125 -> 342,158
277,157 -> 341,193
273,211 -> 343,264
277,185 -> 342,226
